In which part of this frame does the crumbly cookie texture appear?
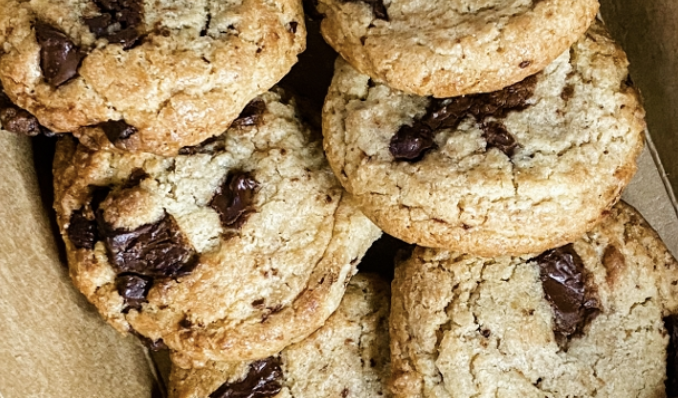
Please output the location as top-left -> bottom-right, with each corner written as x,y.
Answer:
390,202 -> 678,398
169,274 -> 391,398
53,90 -> 381,364
322,22 -> 645,256
317,0 -> 598,97
0,0 -> 305,155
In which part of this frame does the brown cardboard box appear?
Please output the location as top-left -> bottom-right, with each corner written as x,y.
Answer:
0,2 -> 677,397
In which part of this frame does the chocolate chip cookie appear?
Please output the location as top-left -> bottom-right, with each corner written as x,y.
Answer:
0,0 -> 305,155
390,201 -> 678,398
317,0 -> 598,97
169,274 -> 391,398
323,22 -> 645,256
53,90 -> 382,364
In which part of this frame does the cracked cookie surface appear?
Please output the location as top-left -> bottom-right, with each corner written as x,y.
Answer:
317,0 -> 598,97
169,274 -> 391,398
322,22 -> 645,256
390,201 -> 678,398
0,0 -> 305,155
53,90 -> 381,364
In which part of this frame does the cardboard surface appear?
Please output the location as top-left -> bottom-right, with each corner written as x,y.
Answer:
600,0 -> 678,198
0,133 -> 160,398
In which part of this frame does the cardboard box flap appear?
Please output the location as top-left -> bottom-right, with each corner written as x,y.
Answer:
0,133 -> 160,398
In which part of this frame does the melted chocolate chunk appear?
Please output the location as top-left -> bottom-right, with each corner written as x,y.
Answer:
98,119 -> 137,143
389,123 -> 435,161
178,136 -> 225,155
422,96 -> 474,131
482,122 -> 518,156
68,209 -> 98,249
535,244 -> 599,338
85,0 -> 143,49
98,212 -> 197,278
209,357 -> 283,398
468,74 -> 538,120
390,75 -> 538,161
0,90 -> 42,136
232,99 -> 266,128
116,273 -> 152,311
287,21 -> 298,34
35,22 -> 84,87
125,168 -> 149,188
665,315 -> 678,396
210,171 -> 259,229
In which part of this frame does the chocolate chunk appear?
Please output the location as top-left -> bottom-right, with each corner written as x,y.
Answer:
389,75 -> 538,161
0,87 -> 51,136
469,75 -> 538,120
422,96 -> 474,131
124,168 -> 149,188
209,357 -> 283,398
665,314 -> 678,396
0,105 -> 42,136
35,22 -> 84,87
535,244 -> 599,338
232,99 -> 266,128
482,121 -> 518,156
98,212 -> 198,278
210,171 -> 259,229
178,136 -> 225,155
68,209 -> 98,249
85,0 -> 143,49
116,273 -> 152,311
98,119 -> 137,143
389,123 -> 435,161
561,85 -> 575,102
287,21 -> 298,34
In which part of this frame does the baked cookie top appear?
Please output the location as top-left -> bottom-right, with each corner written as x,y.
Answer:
53,90 -> 381,364
322,22 -> 645,256
0,0 -> 305,155
317,0 -> 598,97
390,202 -> 678,398
169,274 -> 391,398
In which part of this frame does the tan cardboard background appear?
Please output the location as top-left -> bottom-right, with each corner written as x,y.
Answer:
600,0 -> 678,198
0,133 -> 161,398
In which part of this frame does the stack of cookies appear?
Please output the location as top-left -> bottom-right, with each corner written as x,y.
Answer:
317,0 -> 678,397
0,0 -> 677,397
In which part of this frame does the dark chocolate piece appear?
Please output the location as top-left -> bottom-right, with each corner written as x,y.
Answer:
210,171 -> 259,229
389,75 -> 538,161
232,99 -> 266,128
178,136 -> 225,155
98,119 -> 137,142
116,273 -> 152,311
389,123 -> 435,161
534,244 -> 599,338
287,21 -> 298,34
85,0 -> 143,49
68,209 -> 98,249
98,212 -> 197,278
468,74 -> 538,120
665,314 -> 678,397
482,121 -> 518,156
35,22 -> 83,87
209,357 -> 283,398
